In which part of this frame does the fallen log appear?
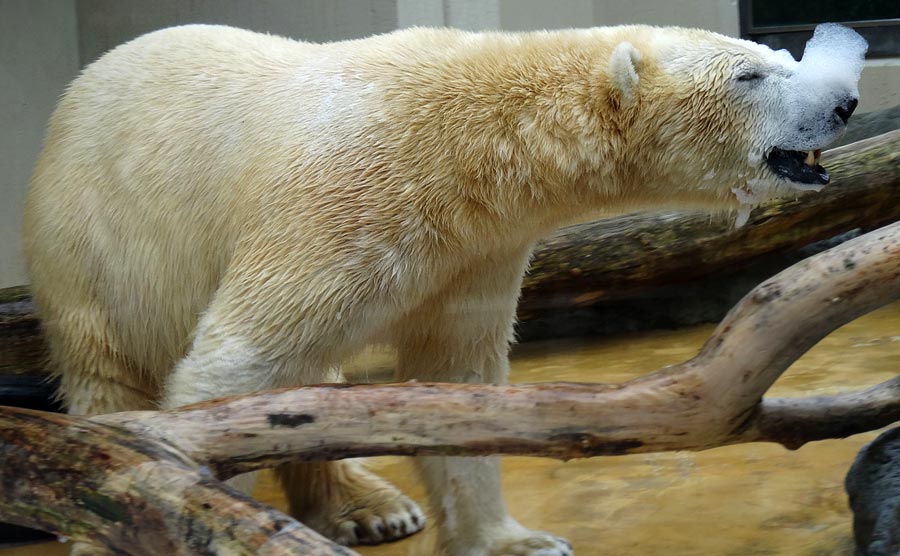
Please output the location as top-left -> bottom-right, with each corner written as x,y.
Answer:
0,285 -> 43,377
1,220 -> 898,556
0,408 -> 354,556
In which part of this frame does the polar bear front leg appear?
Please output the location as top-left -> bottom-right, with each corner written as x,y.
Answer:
395,249 -> 572,556
161,288 -> 423,546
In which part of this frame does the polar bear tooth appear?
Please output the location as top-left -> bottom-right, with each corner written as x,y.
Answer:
804,150 -> 816,167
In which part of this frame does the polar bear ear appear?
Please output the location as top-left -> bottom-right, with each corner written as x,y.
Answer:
609,42 -> 642,103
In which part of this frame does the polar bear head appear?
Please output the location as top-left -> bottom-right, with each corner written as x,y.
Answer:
605,24 -> 867,212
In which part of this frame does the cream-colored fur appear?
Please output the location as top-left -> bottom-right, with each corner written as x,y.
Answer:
24,24 -> 849,556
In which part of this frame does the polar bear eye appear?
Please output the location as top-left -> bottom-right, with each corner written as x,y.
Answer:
736,71 -> 765,82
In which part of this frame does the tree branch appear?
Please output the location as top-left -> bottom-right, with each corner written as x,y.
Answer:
744,377 -> 900,449
93,220 -> 900,478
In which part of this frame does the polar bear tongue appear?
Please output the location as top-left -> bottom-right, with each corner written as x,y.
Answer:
766,147 -> 829,187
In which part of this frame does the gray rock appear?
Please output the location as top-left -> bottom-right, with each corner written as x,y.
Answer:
846,427 -> 900,556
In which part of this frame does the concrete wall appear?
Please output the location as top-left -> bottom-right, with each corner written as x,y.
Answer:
396,0 -> 595,31
76,0 -> 398,66
857,60 -> 900,114
1,0 -> 897,287
594,0 -> 740,37
0,0 -> 80,288
500,0 -> 594,32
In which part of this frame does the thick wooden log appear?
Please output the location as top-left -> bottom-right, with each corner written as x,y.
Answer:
0,406 -> 354,556
0,286 -> 43,377
1,221 -> 898,555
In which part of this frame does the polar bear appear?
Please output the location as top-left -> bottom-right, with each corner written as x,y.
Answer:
23,23 -> 863,556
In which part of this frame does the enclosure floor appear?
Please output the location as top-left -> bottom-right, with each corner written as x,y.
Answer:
3,302 -> 898,556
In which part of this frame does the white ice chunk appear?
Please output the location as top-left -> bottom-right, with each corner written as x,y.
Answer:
797,23 -> 867,87
776,24 -> 868,152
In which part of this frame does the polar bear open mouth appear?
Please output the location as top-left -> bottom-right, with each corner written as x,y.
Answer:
765,147 -> 829,186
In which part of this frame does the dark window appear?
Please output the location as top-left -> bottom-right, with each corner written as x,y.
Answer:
740,0 -> 900,58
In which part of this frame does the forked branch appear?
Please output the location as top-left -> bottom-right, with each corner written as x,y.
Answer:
103,221 -> 900,475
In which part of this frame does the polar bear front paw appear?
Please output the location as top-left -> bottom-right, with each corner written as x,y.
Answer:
327,490 -> 426,546
293,464 -> 426,546
489,530 -> 573,556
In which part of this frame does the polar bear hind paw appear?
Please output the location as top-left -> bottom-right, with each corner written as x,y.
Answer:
490,531 -> 573,556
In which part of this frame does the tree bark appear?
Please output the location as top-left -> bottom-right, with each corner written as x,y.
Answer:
1,221 -> 898,556
0,406 -> 355,556
0,286 -> 43,377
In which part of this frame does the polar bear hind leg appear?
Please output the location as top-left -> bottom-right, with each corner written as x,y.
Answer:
395,248 -> 571,556
38,298 -> 159,556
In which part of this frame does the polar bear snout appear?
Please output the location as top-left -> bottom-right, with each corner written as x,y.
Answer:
834,97 -> 858,124
773,85 -> 857,155
761,90 -> 856,189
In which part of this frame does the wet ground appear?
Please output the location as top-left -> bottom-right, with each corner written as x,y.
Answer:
2,302 -> 898,556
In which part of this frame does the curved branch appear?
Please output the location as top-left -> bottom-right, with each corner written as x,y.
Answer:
97,221 -> 900,477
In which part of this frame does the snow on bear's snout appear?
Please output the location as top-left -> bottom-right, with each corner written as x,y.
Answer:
779,23 -> 867,151
763,24 -> 867,187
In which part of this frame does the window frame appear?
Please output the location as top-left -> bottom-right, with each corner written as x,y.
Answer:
739,0 -> 900,59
